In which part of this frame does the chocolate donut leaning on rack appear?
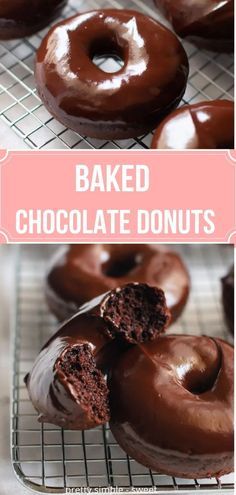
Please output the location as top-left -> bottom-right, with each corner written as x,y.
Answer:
25,283 -> 170,430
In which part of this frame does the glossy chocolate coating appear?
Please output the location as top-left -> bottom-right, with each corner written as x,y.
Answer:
46,244 -> 190,323
35,10 -> 189,139
25,283 -> 170,429
25,293 -> 113,429
154,0 -> 234,51
222,266 -> 234,335
0,0 -> 67,40
110,335 -> 234,478
151,100 -> 234,149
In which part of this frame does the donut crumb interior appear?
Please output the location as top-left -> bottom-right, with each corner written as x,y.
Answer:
58,344 -> 110,423
104,283 -> 170,343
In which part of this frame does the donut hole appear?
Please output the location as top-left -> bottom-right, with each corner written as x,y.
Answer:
102,253 -> 140,278
104,283 -> 170,343
58,344 -> 110,423
90,37 -> 125,74
183,362 -> 221,395
185,378 -> 214,395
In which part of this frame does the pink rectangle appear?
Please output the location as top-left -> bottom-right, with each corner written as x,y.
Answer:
0,150 -> 235,244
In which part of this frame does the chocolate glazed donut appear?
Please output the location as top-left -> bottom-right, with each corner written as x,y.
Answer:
25,283 -> 170,429
151,100 -> 234,149
222,266 -> 234,335
154,0 -> 234,51
109,335 -> 234,479
0,0 -> 67,40
46,244 -> 190,323
35,10 -> 189,139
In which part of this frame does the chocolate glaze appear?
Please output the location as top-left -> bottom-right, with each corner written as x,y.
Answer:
25,310 -> 112,429
0,0 -> 67,40
151,100 -> 234,149
25,283 -> 170,429
154,0 -> 234,51
35,9 -> 189,139
222,266 -> 234,335
46,244 -> 190,323
110,335 -> 234,478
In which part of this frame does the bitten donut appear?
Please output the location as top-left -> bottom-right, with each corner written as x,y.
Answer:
110,335 -> 234,479
222,266 -> 234,335
35,10 -> 189,139
46,244 -> 190,323
0,0 -> 67,40
151,100 -> 234,149
25,283 -> 170,429
154,0 -> 234,51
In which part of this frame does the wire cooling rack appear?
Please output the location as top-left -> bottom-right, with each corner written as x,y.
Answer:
11,244 -> 234,494
0,0 -> 234,150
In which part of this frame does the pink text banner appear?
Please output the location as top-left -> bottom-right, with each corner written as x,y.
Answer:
0,150 -> 235,244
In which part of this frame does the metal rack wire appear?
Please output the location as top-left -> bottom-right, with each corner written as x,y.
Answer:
0,0 -> 234,150
11,244 -> 234,494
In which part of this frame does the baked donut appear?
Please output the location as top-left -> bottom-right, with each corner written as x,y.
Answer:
25,283 -> 170,429
110,335 -> 234,479
0,0 -> 67,40
35,10 -> 189,139
151,100 -> 234,149
222,266 -> 234,335
46,244 -> 190,323
154,0 -> 234,51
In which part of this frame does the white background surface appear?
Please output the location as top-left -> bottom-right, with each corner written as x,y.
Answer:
0,119 -> 29,148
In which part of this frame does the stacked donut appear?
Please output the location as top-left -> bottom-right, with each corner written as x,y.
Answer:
25,246 -> 234,480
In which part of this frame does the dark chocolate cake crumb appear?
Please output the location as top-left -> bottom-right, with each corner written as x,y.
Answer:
103,283 -> 170,343
58,344 -> 110,424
